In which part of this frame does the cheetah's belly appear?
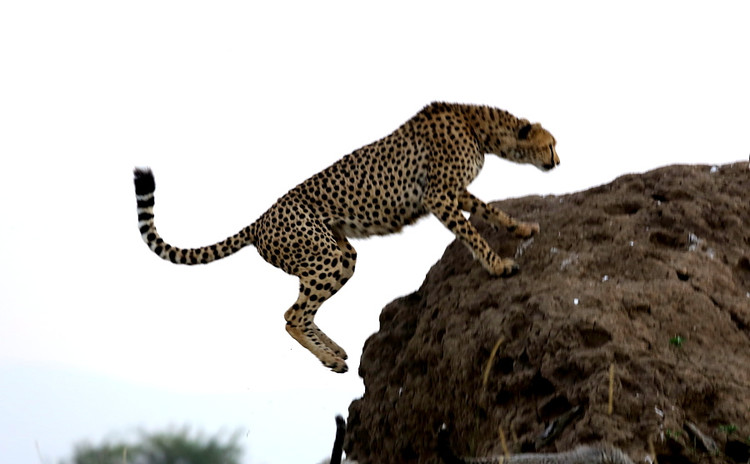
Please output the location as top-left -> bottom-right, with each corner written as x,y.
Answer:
334,184 -> 427,238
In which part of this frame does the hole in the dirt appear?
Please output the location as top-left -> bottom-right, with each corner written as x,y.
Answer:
656,453 -> 692,464
495,356 -> 514,375
603,201 -> 642,216
738,256 -> 750,272
730,312 -> 749,332
623,297 -> 651,314
676,270 -> 690,281
538,395 -> 572,421
652,193 -> 669,202
495,390 -> 512,405
650,231 -> 686,249
581,214 -> 605,226
552,364 -> 585,383
400,444 -> 418,461
586,231 -> 612,243
580,327 -> 612,348
522,372 -> 555,397
519,441 -> 536,453
726,439 -> 750,463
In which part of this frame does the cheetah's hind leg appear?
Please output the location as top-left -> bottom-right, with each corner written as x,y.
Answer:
284,287 -> 348,372
283,233 -> 357,373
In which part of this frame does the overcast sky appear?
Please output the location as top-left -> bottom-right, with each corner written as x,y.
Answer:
1,2 -> 748,463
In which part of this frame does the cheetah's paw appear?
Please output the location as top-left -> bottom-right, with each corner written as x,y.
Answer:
488,257 -> 520,277
314,330 -> 348,360
335,348 -> 348,361
324,357 -> 349,374
322,338 -> 348,361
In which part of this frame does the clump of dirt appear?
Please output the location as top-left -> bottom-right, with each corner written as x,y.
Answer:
345,162 -> 750,464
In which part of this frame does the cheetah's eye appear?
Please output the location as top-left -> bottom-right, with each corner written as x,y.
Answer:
518,124 -> 533,140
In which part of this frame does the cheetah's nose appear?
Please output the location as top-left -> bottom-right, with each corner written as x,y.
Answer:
542,157 -> 557,170
542,147 -> 559,170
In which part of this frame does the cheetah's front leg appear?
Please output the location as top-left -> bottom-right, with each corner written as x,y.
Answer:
424,188 -> 518,277
458,191 -> 540,238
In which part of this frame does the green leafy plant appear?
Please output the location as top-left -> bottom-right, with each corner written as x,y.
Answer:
717,424 -> 737,434
63,426 -> 243,464
669,335 -> 684,347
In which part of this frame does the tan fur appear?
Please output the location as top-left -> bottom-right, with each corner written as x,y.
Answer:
134,102 -> 559,372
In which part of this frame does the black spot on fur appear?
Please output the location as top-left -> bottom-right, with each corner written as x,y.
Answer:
518,123 -> 533,140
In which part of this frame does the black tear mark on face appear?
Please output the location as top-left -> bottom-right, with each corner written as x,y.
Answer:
542,145 -> 557,170
518,124 -> 533,140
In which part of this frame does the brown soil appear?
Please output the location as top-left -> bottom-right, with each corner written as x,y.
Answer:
345,162 -> 750,464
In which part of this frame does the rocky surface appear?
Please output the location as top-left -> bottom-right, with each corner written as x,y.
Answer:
345,162 -> 750,464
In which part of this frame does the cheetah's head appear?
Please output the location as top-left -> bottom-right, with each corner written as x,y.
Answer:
496,120 -> 559,171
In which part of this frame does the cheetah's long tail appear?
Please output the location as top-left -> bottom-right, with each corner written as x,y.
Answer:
133,168 -> 256,265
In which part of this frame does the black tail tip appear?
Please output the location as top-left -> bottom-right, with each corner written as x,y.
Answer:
134,167 -> 156,195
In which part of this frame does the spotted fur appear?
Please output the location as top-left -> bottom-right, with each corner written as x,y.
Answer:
134,102 -> 559,373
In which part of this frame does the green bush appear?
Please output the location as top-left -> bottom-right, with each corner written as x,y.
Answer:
63,427 -> 243,464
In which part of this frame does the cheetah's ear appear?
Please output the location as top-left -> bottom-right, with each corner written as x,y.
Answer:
518,123 -> 533,140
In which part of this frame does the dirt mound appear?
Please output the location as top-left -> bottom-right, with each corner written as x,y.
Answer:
345,162 -> 750,464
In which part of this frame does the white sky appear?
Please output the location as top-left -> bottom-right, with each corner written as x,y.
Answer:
1,1 -> 748,463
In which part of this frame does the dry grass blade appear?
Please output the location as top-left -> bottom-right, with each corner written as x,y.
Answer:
498,425 -> 510,461
608,363 -> 615,415
482,336 -> 505,389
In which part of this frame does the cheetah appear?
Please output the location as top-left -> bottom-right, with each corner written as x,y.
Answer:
133,102 -> 559,373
